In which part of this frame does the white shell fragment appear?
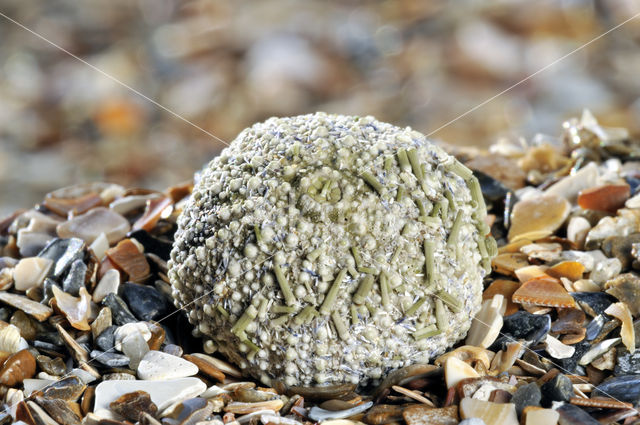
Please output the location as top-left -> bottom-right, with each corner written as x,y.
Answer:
444,357 -> 479,389
605,302 -> 635,353
544,334 -> 575,359
465,295 -> 504,348
13,257 -> 53,292
137,350 -> 199,380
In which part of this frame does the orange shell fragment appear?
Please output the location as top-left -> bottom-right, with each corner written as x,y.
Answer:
512,277 -> 576,308
483,280 -> 520,316
547,261 -> 585,282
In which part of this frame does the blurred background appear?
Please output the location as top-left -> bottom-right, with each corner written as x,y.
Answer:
1,0 -> 639,215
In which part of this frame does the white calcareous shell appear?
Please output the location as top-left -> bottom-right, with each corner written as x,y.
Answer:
137,350 -> 199,380
13,257 -> 53,292
0,324 -> 28,353
459,397 -> 518,425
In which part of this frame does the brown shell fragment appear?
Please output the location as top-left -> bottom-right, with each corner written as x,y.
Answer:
106,239 -> 150,282
483,280 -> 520,316
0,349 -> 36,386
551,309 -> 586,334
109,390 -> 158,422
512,277 -> 576,308
578,184 -> 630,213
183,354 -> 225,382
132,197 -> 173,232
569,396 -> 633,409
43,192 -> 103,218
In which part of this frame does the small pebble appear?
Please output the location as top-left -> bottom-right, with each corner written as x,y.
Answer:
62,259 -> 87,296
121,282 -> 170,321
101,293 -> 137,325
510,382 -> 540,417
540,373 -> 573,406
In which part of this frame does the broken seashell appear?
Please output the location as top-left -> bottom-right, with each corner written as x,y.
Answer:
466,295 -> 504,348
492,253 -> 530,276
459,397 -> 518,425
544,335 -> 575,359
514,265 -> 549,283
402,405 -> 458,425
508,194 -> 571,243
51,286 -> 92,331
0,292 -> 53,321
513,277 -> 576,308
520,243 -> 562,262
483,280 -> 520,316
224,399 -> 284,414
604,302 -> 635,353
578,184 -> 630,213
106,239 -> 150,282
444,357 -> 479,389
13,257 -> 53,292
547,261 -> 585,282
435,346 -> 493,370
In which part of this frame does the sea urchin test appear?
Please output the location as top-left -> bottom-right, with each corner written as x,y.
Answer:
169,112 -> 496,386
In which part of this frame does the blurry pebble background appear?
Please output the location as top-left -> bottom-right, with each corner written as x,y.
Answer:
0,0 -> 639,215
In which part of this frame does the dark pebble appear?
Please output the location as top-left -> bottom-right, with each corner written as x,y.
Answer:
102,293 -> 137,325
127,230 -> 172,260
557,404 -> 601,425
62,259 -> 87,296
95,326 -> 117,352
593,375 -> 640,405
476,170 -> 510,203
602,235 -> 640,271
625,175 -> 640,195
38,238 -> 85,278
511,382 -> 541,417
615,348 -> 640,375
122,282 -> 170,321
33,340 -> 65,352
570,292 -> 617,316
540,373 -> 573,407
90,350 -> 130,368
555,341 -> 590,374
492,311 -> 550,351
41,278 -> 59,305
585,314 -> 606,341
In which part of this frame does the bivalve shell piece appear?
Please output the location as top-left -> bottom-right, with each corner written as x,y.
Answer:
508,194 -> 571,242
512,277 -> 576,308
604,302 -> 635,353
459,398 -> 518,425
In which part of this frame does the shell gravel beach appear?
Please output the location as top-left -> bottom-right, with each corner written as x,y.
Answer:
0,111 -> 639,424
